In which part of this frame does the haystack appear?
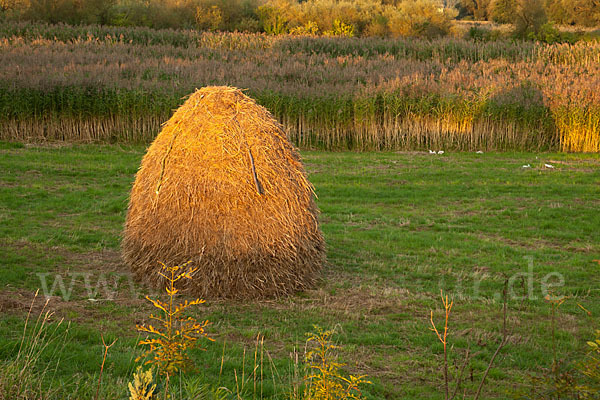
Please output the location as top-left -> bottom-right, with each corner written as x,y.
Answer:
122,86 -> 325,299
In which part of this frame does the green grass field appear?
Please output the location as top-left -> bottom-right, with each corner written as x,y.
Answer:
0,142 -> 599,399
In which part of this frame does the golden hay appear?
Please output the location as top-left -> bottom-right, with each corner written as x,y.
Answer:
122,86 -> 325,299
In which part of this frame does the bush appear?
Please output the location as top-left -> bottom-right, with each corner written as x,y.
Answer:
302,326 -> 371,400
257,0 -> 296,34
291,0 -> 380,37
289,20 -> 320,35
529,22 -> 580,44
467,25 -> 505,41
195,0 -> 260,32
324,19 -> 354,37
458,0 -> 490,20
581,330 -> 600,392
10,0 -> 461,38
365,14 -> 389,37
196,5 -> 223,31
385,0 -> 457,39
235,16 -> 262,32
570,0 -> 600,27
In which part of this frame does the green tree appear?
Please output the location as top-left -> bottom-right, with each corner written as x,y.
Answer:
545,0 -> 572,25
196,5 -> 223,30
0,0 -> 22,13
513,0 -> 547,38
571,0 -> 600,27
490,0 -> 516,23
459,0 -> 490,20
25,0 -> 81,24
257,0 -> 293,34
386,0 -> 457,38
80,0 -> 116,24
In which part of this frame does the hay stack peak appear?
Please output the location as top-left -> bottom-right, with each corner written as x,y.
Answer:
122,86 -> 325,299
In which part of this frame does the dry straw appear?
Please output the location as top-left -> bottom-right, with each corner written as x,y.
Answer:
122,86 -> 325,299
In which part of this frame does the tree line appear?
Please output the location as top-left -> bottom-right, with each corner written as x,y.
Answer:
0,0 -> 598,39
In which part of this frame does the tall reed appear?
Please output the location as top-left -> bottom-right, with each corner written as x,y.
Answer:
1,21 -> 598,151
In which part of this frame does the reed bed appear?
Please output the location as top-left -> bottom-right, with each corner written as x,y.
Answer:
1,21 -> 598,151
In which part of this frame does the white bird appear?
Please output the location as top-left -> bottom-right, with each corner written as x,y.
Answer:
545,163 -> 555,169
429,150 -> 436,154
438,150 -> 444,154
522,164 -> 531,168
476,151 -> 484,154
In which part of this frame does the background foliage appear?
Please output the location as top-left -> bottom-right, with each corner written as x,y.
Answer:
1,0 -> 599,37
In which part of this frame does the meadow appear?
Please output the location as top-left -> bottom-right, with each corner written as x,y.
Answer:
1,17 -> 600,399
1,21 -> 600,152
1,142 -> 599,398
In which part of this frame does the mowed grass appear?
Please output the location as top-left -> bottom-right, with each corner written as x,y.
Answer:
0,141 -> 599,399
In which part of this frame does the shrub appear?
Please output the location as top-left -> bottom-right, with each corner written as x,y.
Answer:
135,262 -> 212,394
302,326 -> 371,400
545,0 -> 572,25
458,0 -> 491,20
467,25 -> 505,41
236,16 -> 262,32
24,0 -> 84,24
196,5 -> 223,31
194,0 -> 261,32
385,0 -> 457,39
257,0 -> 292,34
128,367 -> 157,400
365,14 -> 389,37
290,20 -> 320,35
581,330 -> 600,392
324,19 -> 354,37
530,22 -> 579,44
570,0 -> 600,27
291,0 -> 380,37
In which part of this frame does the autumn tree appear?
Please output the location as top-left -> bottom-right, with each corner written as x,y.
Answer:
513,0 -> 547,37
490,0 -> 516,23
459,0 -> 490,20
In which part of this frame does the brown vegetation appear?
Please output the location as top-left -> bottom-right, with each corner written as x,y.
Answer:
122,86 -> 326,299
2,28 -> 599,151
